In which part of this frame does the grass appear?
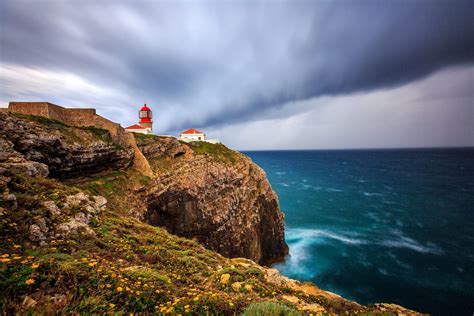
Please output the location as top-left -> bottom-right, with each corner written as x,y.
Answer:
78,126 -> 113,143
187,141 -> 239,164
132,132 -> 159,141
243,302 -> 301,316
10,112 -> 68,128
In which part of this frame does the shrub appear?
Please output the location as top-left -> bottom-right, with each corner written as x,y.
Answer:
187,142 -> 238,163
242,302 -> 301,316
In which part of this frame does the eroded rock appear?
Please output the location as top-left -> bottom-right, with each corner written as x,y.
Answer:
142,137 -> 288,265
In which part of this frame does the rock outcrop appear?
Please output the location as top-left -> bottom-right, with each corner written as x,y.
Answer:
0,167 -> 106,246
0,113 -> 134,179
139,136 -> 288,265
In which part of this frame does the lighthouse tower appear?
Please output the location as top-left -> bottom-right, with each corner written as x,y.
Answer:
138,103 -> 153,131
125,103 -> 154,134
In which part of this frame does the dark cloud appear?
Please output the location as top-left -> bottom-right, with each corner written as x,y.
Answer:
0,0 -> 472,133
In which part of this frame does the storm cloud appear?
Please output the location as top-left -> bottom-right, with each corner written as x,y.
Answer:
0,0 -> 472,148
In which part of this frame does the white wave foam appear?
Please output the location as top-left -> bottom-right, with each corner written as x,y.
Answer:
287,228 -> 367,245
326,187 -> 343,192
381,230 -> 443,254
363,192 -> 383,197
275,171 -> 286,176
378,268 -> 389,275
278,182 -> 290,187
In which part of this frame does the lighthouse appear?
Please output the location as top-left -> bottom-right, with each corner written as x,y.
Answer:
138,103 -> 153,130
125,103 -> 154,134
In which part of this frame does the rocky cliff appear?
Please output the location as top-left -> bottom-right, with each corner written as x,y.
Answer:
0,112 -> 288,264
137,135 -> 288,265
0,112 -> 423,315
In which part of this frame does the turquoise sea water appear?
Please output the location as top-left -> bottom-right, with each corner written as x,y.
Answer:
244,149 -> 474,315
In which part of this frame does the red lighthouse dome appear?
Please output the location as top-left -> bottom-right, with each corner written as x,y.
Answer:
139,103 -> 152,123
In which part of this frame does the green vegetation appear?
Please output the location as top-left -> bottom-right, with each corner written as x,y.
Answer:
243,302 -> 301,316
74,171 -> 126,197
187,141 -> 239,164
132,132 -> 159,141
78,126 -> 113,143
10,112 -> 68,128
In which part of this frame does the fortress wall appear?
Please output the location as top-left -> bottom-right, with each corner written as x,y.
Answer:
9,102 -> 51,116
51,107 -> 97,126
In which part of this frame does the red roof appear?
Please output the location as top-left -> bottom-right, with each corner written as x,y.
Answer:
140,103 -> 151,111
125,124 -> 147,130
181,128 -> 205,135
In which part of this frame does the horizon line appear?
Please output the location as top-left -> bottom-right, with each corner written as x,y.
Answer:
238,146 -> 474,152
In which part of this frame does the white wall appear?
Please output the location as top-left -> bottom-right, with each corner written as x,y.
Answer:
180,134 -> 205,141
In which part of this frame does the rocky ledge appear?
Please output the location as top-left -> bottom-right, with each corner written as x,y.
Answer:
0,113 -> 133,179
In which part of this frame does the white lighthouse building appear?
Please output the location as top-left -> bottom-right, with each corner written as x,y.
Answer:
179,128 -> 206,142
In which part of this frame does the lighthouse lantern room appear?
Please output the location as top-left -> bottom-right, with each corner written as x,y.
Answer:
125,103 -> 154,134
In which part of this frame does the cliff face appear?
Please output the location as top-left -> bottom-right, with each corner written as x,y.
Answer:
0,113 -> 133,179
137,135 -> 288,265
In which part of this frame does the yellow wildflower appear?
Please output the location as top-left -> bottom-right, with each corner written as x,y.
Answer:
106,284 -> 112,288
220,273 -> 230,284
31,263 -> 40,269
109,303 -> 115,308
25,279 -> 35,285
0,258 -> 11,263
116,287 -> 123,292
231,282 -> 241,291
13,245 -> 21,248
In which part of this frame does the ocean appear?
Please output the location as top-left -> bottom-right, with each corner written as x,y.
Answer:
244,148 -> 474,315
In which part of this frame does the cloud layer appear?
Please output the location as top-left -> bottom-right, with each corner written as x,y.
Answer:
1,0 -> 472,148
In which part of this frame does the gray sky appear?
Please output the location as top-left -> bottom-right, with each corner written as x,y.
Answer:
1,0 -> 472,149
